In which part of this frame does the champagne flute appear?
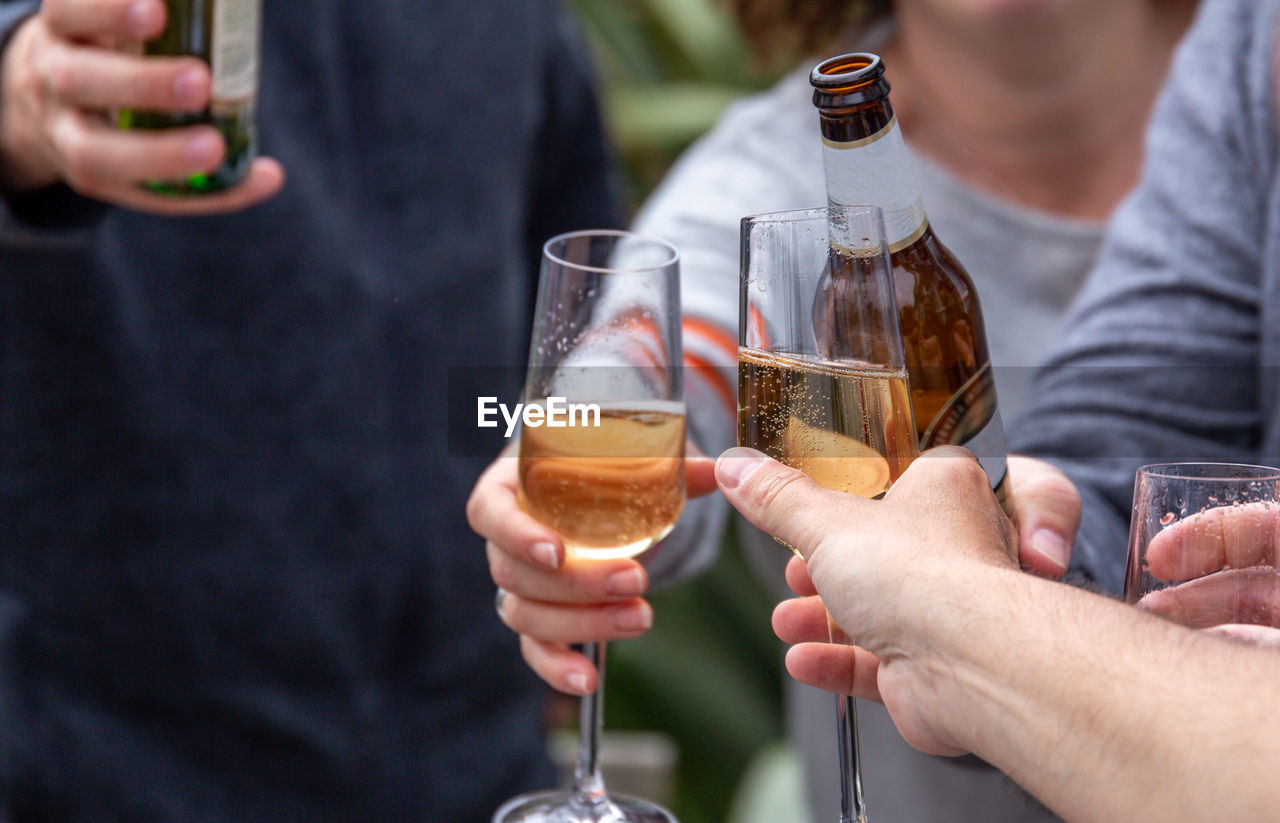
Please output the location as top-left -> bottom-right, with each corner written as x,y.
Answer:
1125,463 -> 1280,639
494,229 -> 685,823
738,206 -> 918,823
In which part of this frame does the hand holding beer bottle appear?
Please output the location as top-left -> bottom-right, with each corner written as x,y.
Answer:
0,0 -> 282,213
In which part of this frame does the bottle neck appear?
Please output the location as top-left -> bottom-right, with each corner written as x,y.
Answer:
820,110 -> 929,253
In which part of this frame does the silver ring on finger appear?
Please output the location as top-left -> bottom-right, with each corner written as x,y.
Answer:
494,586 -> 510,622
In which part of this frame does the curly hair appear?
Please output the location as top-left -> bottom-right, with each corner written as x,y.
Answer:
726,0 -> 894,59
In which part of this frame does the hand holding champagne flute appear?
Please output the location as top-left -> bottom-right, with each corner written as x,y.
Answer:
738,206 -> 917,822
493,229 -> 685,823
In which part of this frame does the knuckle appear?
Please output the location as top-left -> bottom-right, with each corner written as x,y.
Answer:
9,59 -> 43,117
463,488 -> 484,531
59,134 -> 96,186
124,68 -> 155,105
134,63 -> 177,106
1047,473 -> 1081,506
498,594 -> 522,632
803,534 -> 845,586
486,548 -> 518,592
566,569 -> 595,605
751,466 -> 805,512
40,45 -> 74,100
48,57 -> 76,98
933,448 -> 985,486
959,456 -> 990,487
36,2 -> 64,33
518,635 -> 542,668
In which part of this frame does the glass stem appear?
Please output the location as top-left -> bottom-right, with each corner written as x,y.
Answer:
836,694 -> 868,823
571,641 -> 610,814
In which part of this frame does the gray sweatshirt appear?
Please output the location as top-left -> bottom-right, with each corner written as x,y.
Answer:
1010,0 -> 1280,596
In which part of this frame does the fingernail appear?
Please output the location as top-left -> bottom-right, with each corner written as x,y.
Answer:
612,602 -> 653,633
717,447 -> 768,489
127,0 -> 161,38
184,132 -> 221,169
173,68 -> 205,106
567,672 -> 590,695
604,568 -> 645,597
528,541 -> 560,570
1029,528 -> 1070,572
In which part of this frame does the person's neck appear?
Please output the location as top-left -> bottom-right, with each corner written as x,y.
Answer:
876,1 -> 1198,220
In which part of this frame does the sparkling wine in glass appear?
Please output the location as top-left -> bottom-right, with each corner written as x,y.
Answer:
738,206 -> 918,823
493,229 -> 684,823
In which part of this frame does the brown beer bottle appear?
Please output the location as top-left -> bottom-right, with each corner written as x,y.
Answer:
811,52 -> 1007,498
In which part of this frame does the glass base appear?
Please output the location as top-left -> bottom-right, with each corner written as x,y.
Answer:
493,790 -> 678,823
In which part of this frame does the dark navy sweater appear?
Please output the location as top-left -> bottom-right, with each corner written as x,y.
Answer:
0,1 -> 621,820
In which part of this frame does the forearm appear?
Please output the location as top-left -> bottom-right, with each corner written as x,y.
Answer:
926,568 -> 1280,822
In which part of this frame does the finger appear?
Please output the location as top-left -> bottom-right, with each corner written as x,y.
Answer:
96,157 -> 284,215
772,595 -> 831,644
1005,455 -> 1079,578
520,635 -> 598,696
685,453 -> 718,498
716,447 -> 857,560
43,0 -> 167,41
466,451 -> 563,571
52,109 -> 223,189
496,590 -> 653,644
784,642 -> 882,702
1146,502 -> 1280,581
46,42 -> 209,111
1136,567 -> 1280,629
785,554 -> 817,596
487,542 -> 647,604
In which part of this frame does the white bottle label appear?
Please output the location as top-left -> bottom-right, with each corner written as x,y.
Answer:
822,115 -> 928,252
212,0 -> 262,103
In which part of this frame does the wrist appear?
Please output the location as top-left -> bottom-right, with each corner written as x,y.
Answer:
891,564 -> 1042,749
885,557 -> 1020,657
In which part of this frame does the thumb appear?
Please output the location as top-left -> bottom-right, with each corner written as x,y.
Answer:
1005,455 -> 1080,579
684,439 -> 719,498
715,447 -> 861,559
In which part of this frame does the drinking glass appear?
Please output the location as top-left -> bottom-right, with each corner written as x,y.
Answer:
738,206 -> 919,823
1125,463 -> 1280,638
493,229 -> 685,823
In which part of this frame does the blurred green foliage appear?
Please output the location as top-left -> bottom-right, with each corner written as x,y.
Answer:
564,5 -> 792,823
568,0 -> 786,210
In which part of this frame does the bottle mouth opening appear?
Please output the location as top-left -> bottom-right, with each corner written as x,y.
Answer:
810,52 -> 884,91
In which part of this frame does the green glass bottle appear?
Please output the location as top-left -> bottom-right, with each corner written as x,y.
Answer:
119,0 -> 262,194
